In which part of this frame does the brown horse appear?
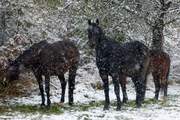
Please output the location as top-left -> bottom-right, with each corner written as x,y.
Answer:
150,50 -> 170,100
6,40 -> 80,107
120,50 -> 170,101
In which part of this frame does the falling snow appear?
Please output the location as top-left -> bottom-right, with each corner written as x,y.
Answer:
0,0 -> 180,120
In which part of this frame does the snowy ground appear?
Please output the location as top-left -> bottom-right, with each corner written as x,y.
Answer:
0,63 -> 180,120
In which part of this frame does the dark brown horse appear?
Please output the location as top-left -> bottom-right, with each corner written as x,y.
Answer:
119,50 -> 170,101
6,40 -> 80,107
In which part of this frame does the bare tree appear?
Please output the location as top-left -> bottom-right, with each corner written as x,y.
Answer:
122,0 -> 180,50
151,0 -> 172,50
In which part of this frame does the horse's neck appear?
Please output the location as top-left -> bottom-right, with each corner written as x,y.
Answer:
95,42 -> 103,56
95,36 -> 109,59
16,54 -> 29,67
95,34 -> 106,49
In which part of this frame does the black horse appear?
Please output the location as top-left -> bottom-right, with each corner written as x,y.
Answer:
7,40 -> 80,107
87,19 -> 150,110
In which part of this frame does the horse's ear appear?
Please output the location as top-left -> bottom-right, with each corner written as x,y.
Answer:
88,19 -> 91,25
96,19 -> 99,25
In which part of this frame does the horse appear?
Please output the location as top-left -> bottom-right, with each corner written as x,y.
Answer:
149,50 -> 170,100
6,40 -> 80,107
87,19 -> 150,110
119,50 -> 170,101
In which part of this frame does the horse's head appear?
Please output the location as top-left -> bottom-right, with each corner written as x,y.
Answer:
6,60 -> 21,81
87,19 -> 103,48
6,41 -> 48,81
6,49 -> 36,81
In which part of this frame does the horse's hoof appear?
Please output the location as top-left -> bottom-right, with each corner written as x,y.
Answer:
46,105 -> 51,109
136,104 -> 141,108
154,94 -> 159,100
116,107 -> 121,111
103,105 -> 109,111
40,104 -> 45,108
60,99 -> 65,103
116,102 -> 121,111
60,100 -> 64,103
69,102 -> 74,106
154,98 -> 158,102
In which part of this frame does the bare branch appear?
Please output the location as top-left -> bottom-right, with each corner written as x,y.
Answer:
122,6 -> 153,26
163,1 -> 172,11
159,0 -> 165,5
164,17 -> 180,25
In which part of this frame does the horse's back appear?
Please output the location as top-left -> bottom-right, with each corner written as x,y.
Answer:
39,40 -> 79,74
44,40 -> 79,60
121,41 -> 149,56
99,40 -> 149,76
117,41 -> 149,75
30,40 -> 49,50
112,41 -> 149,66
99,40 -> 149,61
150,50 -> 170,73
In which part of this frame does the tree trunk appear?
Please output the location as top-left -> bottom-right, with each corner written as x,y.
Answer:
151,18 -> 164,51
151,0 -> 172,51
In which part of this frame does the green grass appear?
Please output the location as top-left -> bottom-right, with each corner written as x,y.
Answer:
143,98 -> 158,105
0,98 -> 172,115
0,104 -> 64,115
0,101 -> 104,115
64,101 -> 104,112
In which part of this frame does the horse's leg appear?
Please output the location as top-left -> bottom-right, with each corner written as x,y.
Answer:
68,65 -> 78,105
45,75 -> 51,107
164,66 -> 170,98
111,73 -> 121,110
161,74 -> 168,99
132,75 -> 146,108
33,72 -> 45,107
164,60 -> 170,98
119,75 -> 128,103
99,70 -> 110,110
58,75 -> 66,103
164,78 -> 168,97
141,70 -> 149,101
163,80 -> 168,100
152,73 -> 160,100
